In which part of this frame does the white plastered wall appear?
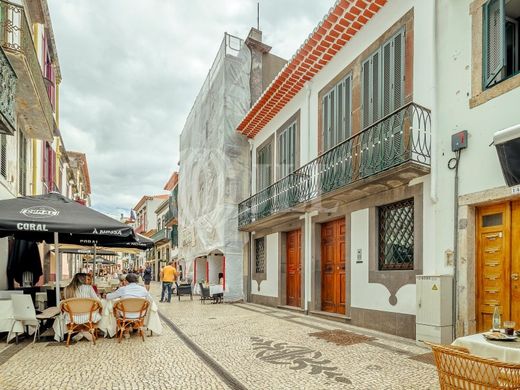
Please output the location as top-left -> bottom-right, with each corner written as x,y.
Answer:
247,0 -> 437,312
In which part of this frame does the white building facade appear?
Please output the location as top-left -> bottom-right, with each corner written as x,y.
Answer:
238,0 -> 438,339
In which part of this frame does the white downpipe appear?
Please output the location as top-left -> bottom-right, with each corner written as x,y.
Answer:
304,82 -> 312,312
304,212 -> 312,312
430,0 -> 438,203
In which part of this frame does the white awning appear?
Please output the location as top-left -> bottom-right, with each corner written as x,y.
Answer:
494,123 -> 520,145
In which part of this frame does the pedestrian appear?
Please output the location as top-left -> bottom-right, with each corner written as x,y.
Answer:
159,261 -> 177,303
143,262 -> 152,291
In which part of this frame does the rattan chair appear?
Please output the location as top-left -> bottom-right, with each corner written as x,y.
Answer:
112,298 -> 150,343
59,298 -> 102,347
426,341 -> 520,389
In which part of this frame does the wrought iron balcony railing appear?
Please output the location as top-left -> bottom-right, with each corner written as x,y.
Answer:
0,47 -> 16,135
238,102 -> 431,228
152,228 -> 169,243
0,0 -> 55,139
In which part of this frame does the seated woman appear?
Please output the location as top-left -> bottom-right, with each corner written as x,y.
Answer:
63,273 -> 102,324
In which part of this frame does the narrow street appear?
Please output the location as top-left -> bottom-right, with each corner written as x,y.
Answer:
0,283 -> 438,390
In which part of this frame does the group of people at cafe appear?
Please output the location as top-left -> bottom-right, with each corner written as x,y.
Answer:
61,271 -> 152,339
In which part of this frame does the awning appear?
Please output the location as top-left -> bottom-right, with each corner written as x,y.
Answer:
494,123 -> 520,187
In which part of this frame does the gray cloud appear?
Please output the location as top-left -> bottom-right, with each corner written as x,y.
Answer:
48,0 -> 331,216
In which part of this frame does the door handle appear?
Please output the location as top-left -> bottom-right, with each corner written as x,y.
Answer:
512,273 -> 519,281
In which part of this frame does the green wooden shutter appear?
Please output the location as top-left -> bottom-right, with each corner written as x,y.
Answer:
344,75 -> 352,140
393,31 -> 405,109
483,0 -> 506,88
361,58 -> 371,129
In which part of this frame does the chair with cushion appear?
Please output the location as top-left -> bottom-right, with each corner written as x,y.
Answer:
59,298 -> 102,347
112,298 -> 150,343
8,294 -> 60,344
426,341 -> 520,389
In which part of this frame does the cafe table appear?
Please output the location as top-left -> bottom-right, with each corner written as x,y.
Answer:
452,332 -> 520,363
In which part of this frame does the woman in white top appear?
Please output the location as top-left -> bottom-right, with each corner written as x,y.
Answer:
63,273 -> 102,324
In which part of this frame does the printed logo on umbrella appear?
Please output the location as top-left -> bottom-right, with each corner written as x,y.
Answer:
20,206 -> 60,219
92,228 -> 124,235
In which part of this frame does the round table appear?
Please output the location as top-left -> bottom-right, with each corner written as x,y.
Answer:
452,333 -> 520,363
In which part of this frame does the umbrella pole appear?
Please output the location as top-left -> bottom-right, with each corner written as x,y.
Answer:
54,232 -> 61,306
93,244 -> 97,284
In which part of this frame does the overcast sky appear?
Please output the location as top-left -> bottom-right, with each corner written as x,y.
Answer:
47,0 -> 332,217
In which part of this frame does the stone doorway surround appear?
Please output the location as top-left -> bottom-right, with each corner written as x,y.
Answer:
456,186 -> 520,337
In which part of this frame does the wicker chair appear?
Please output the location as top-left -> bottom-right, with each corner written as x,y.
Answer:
59,298 -> 102,347
113,298 -> 150,343
426,341 -> 520,389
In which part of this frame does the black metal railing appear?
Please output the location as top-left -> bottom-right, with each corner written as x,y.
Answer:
238,102 -> 431,228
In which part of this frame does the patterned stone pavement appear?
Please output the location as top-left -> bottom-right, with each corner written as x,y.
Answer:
0,283 -> 440,389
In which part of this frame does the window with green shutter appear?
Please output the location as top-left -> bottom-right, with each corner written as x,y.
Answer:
18,130 -> 27,195
483,0 -> 520,89
322,74 -> 352,151
361,29 -> 405,129
257,141 -> 272,191
278,121 -> 297,178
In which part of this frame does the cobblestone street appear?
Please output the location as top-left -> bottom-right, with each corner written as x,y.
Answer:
0,284 -> 439,389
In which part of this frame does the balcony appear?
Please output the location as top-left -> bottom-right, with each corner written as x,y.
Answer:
238,103 -> 431,230
0,1 -> 55,140
0,47 -> 16,135
152,228 -> 170,244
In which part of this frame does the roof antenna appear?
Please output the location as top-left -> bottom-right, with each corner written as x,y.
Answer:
257,2 -> 260,30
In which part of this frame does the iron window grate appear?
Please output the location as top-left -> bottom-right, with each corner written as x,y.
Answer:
378,198 -> 414,270
255,237 -> 265,274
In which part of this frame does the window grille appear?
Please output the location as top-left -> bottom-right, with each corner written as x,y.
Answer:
378,198 -> 414,270
255,237 -> 265,274
0,134 -> 6,179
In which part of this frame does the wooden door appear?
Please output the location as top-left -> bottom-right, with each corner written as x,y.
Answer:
510,201 -> 520,324
321,219 -> 346,315
286,229 -> 301,307
476,203 -> 511,332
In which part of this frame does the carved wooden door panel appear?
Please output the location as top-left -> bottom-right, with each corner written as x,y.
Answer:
476,203 -> 510,332
286,229 -> 301,307
321,218 -> 346,314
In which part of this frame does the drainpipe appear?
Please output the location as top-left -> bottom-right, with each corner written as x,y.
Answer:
430,0 -> 438,204
247,139 -> 254,302
303,82 -> 313,313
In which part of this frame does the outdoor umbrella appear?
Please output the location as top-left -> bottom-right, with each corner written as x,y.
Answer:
0,192 -> 137,304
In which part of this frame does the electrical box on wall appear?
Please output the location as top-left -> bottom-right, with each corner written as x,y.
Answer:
416,275 -> 453,345
451,130 -> 468,152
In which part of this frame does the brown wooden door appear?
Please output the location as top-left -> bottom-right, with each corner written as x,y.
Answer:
286,229 -> 301,307
321,218 -> 346,315
476,201 -> 520,332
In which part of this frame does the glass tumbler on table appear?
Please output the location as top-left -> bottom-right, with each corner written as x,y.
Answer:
504,321 -> 516,336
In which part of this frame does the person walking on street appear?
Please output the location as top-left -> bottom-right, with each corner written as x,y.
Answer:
143,262 -> 152,291
160,261 -> 177,302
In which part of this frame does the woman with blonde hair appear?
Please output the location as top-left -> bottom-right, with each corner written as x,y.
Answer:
63,273 -> 102,326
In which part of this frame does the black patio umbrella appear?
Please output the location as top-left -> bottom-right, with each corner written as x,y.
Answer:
0,192 -> 137,304
102,233 -> 154,250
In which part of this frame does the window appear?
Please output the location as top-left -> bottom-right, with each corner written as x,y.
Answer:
0,134 -> 6,179
361,29 -> 405,129
257,141 -> 272,191
278,121 -> 297,178
322,74 -> 352,151
255,237 -> 265,274
483,0 -> 520,88
378,198 -> 414,270
18,130 -> 27,195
